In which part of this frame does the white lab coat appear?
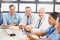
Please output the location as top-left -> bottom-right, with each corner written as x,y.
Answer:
19,13 -> 36,28
33,14 -> 50,32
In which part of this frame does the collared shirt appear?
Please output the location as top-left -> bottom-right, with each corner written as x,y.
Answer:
0,13 -> 3,25
19,13 -> 36,28
45,25 -> 58,40
34,14 -> 50,32
3,13 -> 22,25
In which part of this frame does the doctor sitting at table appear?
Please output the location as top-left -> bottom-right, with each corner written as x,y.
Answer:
3,4 -> 22,28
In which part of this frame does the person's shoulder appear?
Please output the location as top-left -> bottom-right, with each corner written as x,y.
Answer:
15,13 -> 22,18
45,14 -> 49,17
5,13 -> 9,16
44,14 -> 49,19
15,13 -> 20,16
23,13 -> 27,17
31,13 -> 36,17
15,13 -> 18,15
31,13 -> 35,16
48,25 -> 54,29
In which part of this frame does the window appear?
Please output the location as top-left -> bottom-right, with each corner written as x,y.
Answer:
55,5 -> 60,12
0,0 -> 60,13
37,4 -> 54,12
39,0 -> 53,2
2,0 -> 17,1
20,0 -> 35,1
1,3 -> 18,12
56,0 -> 60,2
19,3 -> 36,12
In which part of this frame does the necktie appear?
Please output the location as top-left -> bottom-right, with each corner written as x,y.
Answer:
26,16 -> 29,25
38,19 -> 41,28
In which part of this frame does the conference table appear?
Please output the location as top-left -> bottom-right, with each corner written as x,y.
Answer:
0,26 -> 40,40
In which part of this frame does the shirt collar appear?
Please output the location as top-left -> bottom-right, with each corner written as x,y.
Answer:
25,14 -> 32,18
51,25 -> 56,29
8,12 -> 16,17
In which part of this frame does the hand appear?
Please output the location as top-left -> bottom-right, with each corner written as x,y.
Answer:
2,25 -> 8,29
27,32 -> 31,38
29,27 -> 32,32
27,32 -> 37,40
19,24 -> 26,29
46,38 -> 51,40
8,24 -> 17,27
24,25 -> 32,32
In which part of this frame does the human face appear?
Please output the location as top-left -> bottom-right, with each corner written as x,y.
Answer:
56,21 -> 60,28
9,6 -> 15,14
25,8 -> 31,16
56,17 -> 60,27
38,9 -> 45,19
48,15 -> 56,26
55,17 -> 60,34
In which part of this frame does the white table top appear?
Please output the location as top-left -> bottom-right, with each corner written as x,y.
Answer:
0,27 -> 29,40
0,26 -> 39,40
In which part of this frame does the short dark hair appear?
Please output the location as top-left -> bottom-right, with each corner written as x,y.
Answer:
9,5 -> 15,8
50,12 -> 59,20
59,15 -> 60,22
25,6 -> 31,9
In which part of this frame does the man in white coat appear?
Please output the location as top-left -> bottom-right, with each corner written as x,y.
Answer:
33,8 -> 50,32
19,6 -> 36,31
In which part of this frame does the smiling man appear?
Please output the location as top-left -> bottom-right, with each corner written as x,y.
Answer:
3,5 -> 22,28
19,6 -> 36,31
